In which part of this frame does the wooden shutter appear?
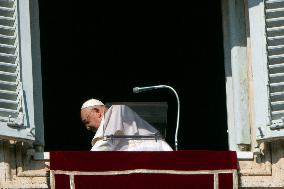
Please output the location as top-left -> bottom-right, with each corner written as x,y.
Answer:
0,0 -> 23,126
256,0 -> 284,140
0,0 -> 37,141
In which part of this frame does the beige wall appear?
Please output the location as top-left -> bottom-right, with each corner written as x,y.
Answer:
3,138 -> 284,188
0,140 -> 49,188
239,141 -> 284,188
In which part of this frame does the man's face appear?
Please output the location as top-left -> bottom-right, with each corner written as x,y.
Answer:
80,107 -> 102,132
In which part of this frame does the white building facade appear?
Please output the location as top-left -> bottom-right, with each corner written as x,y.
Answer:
1,0 -> 284,188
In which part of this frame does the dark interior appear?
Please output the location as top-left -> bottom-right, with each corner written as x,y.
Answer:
38,1 -> 228,150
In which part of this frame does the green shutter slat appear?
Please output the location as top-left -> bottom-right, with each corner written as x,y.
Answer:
0,89 -> 17,101
269,63 -> 284,75
266,0 -> 284,10
0,1 -> 15,8
271,109 -> 284,116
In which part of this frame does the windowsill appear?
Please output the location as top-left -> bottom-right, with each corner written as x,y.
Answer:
38,151 -> 253,161
237,151 -> 254,160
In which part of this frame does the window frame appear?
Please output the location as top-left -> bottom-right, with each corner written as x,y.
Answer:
222,0 -> 251,151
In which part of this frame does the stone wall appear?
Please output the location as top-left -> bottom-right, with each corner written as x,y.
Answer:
239,140 -> 284,188
2,138 -> 284,188
0,140 -> 49,188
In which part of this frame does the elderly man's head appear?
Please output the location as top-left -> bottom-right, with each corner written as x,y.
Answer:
80,99 -> 106,132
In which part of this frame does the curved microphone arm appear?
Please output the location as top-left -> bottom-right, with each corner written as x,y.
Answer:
133,85 -> 180,150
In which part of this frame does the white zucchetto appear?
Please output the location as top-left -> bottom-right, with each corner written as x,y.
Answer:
81,99 -> 104,109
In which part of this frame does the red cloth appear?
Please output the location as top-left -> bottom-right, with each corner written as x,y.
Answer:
50,150 -> 237,189
74,174 -> 214,189
219,173 -> 234,189
50,150 -> 237,171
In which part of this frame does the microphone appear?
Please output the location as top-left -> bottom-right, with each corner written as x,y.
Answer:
133,85 -> 164,93
133,85 -> 180,151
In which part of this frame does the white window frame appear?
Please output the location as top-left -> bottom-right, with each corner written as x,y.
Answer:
222,0 -> 251,151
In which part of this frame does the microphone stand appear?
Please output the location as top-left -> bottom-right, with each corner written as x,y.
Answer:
133,85 -> 180,150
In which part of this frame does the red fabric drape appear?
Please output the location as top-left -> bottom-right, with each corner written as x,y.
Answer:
50,150 -> 237,171
50,150 -> 237,189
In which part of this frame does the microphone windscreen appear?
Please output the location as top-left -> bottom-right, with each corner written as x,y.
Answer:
133,87 -> 139,93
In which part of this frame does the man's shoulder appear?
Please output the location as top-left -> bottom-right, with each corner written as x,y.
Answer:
110,104 -> 132,111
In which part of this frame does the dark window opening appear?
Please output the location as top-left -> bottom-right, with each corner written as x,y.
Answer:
38,1 -> 228,151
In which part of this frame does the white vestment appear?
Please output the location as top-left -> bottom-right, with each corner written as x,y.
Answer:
91,105 -> 173,151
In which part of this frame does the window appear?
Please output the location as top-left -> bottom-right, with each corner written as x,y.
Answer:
0,0 -> 44,146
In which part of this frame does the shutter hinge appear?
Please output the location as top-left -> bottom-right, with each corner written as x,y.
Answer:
257,127 -> 264,138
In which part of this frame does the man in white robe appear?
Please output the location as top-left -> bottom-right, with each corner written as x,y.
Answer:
80,99 -> 173,151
